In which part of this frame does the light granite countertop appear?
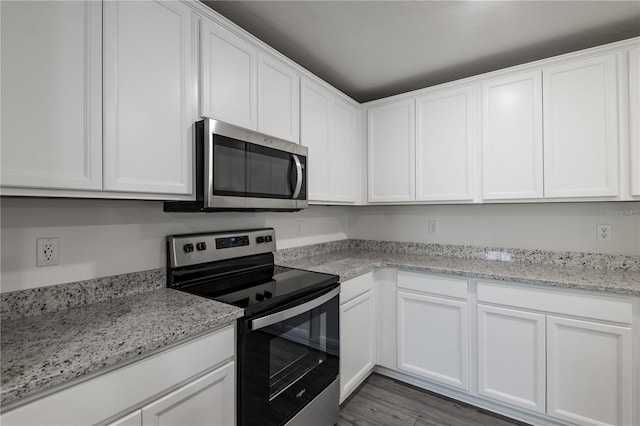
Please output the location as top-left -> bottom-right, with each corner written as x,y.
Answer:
0,288 -> 243,407
277,249 -> 640,295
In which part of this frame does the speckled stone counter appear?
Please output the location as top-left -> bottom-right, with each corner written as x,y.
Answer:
277,249 -> 640,296
1,288 -> 243,406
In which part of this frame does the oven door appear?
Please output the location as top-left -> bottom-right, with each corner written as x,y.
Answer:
238,286 -> 339,426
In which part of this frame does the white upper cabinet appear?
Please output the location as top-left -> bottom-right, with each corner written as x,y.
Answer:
258,54 -> 300,143
415,85 -> 477,201
1,0 -> 102,191
103,0 -> 194,195
629,47 -> 640,197
543,54 -> 619,198
301,79 -> 357,203
367,99 -> 415,202
200,19 -> 258,130
482,71 -> 544,200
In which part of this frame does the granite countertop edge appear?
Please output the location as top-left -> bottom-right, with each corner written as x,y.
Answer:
1,289 -> 244,407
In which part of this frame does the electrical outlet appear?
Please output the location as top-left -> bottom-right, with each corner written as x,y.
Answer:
295,220 -> 303,235
37,237 -> 59,267
427,220 -> 439,234
596,224 -> 612,242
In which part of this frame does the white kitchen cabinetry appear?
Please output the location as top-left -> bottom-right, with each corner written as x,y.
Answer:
200,19 -> 258,130
258,54 -> 300,143
629,47 -> 640,197
301,79 -> 358,203
0,0 -> 102,191
397,272 -> 469,391
1,326 -> 235,426
415,86 -> 477,201
107,411 -> 143,426
141,362 -> 234,426
339,272 -> 376,402
482,71 -> 543,200
477,281 -> 635,426
547,317 -> 632,426
477,305 -> 545,413
543,54 -> 619,198
103,0 -> 194,195
367,100 -> 415,202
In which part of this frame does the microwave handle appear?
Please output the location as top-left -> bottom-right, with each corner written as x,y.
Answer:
250,287 -> 339,331
291,154 -> 303,198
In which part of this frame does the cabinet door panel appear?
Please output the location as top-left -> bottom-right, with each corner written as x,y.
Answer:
107,411 -> 142,426
543,54 -> 619,197
547,316 -> 632,426
201,21 -> 257,130
142,362 -> 235,426
477,305 -> 545,413
340,291 -> 376,402
103,0 -> 193,195
415,87 -> 475,201
482,71 -> 543,199
368,101 -> 415,202
331,100 -> 357,203
1,0 -> 102,190
397,291 -> 468,390
630,48 -> 640,197
301,81 -> 332,201
258,55 -> 299,143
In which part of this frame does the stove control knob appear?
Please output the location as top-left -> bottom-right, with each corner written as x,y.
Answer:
183,243 -> 194,253
265,235 -> 273,242
256,236 -> 265,244
255,292 -> 265,302
196,242 -> 207,251
264,291 -> 273,299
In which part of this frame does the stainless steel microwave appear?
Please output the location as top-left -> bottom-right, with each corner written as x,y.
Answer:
165,119 -> 308,212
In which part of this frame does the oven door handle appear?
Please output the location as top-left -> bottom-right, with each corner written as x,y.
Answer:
250,287 -> 339,331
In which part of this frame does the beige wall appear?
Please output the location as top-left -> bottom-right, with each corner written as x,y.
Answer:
0,198 -> 348,292
348,202 -> 640,256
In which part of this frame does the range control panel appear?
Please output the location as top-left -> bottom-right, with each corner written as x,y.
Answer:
168,228 -> 277,268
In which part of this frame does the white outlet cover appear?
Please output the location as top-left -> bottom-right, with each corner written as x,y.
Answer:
37,237 -> 59,267
596,224 -> 612,242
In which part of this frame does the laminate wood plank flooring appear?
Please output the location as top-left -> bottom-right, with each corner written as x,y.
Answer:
338,374 -> 529,426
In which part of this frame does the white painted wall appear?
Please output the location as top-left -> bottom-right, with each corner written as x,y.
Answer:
348,202 -> 640,256
0,198 -> 348,292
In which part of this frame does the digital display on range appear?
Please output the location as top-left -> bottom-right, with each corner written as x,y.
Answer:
215,235 -> 250,249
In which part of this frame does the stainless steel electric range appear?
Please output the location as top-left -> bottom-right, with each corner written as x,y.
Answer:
167,228 -> 340,426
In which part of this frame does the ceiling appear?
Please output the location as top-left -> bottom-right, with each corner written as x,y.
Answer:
203,1 -> 640,103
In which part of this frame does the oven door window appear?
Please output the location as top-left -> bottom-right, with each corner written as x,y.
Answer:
213,134 -> 300,199
240,293 -> 339,426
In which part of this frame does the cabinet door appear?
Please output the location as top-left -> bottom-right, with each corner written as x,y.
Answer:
543,54 -> 619,197
107,411 -> 142,426
103,0 -> 193,195
340,290 -> 376,402
367,100 -> 415,202
301,80 -> 332,201
201,20 -> 257,130
547,316 -> 632,426
630,48 -> 640,197
0,0 -> 102,190
397,291 -> 468,390
258,54 -> 299,143
330,99 -> 357,203
482,71 -> 543,200
477,305 -> 545,413
142,362 -> 235,426
415,86 -> 476,201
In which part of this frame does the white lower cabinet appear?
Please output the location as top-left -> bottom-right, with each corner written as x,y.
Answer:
108,411 -> 142,426
397,272 -> 469,391
477,304 -> 546,413
339,272 -> 376,402
546,316 -> 633,426
141,362 -> 235,426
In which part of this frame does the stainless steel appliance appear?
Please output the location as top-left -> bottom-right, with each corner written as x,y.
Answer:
164,119 -> 308,212
166,228 -> 339,426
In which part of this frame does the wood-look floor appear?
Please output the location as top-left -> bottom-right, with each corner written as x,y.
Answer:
338,374 -> 529,426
